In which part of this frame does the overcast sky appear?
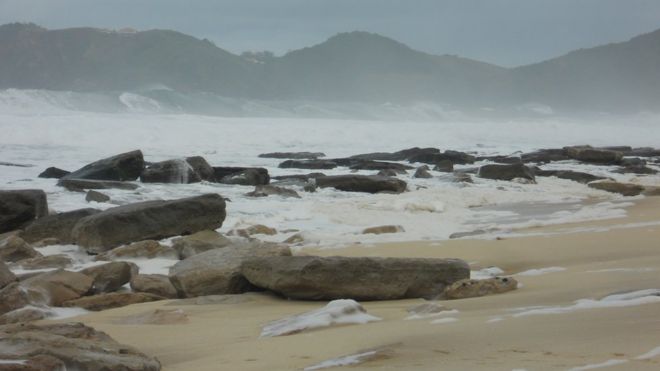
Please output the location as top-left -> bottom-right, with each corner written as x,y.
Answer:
1,0 -> 659,67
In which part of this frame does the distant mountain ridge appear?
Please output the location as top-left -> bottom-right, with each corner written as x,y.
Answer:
1,23 -> 659,113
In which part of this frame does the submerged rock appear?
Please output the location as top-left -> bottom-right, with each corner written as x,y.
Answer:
477,164 -> 535,181
433,160 -> 454,172
241,256 -> 469,300
408,150 -> 475,165
62,149 -> 145,181
185,156 -> 215,181
58,178 -> 139,191
117,309 -> 188,325
520,149 -> 570,163
246,185 -> 301,198
442,277 -> 518,299
259,152 -> 326,160
588,181 -> 645,196
279,159 -> 338,170
316,175 -> 407,194
72,194 -> 227,253
0,189 -> 49,233
21,269 -> 94,306
413,166 -> 432,179
13,254 -> 73,270
85,190 -> 110,203
535,170 -> 605,184
350,147 -> 439,162
229,224 -> 277,238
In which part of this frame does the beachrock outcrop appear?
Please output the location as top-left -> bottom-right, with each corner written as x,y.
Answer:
246,185 -> 301,198
477,164 -> 535,181
130,274 -> 178,299
278,159 -> 338,170
38,167 -> 70,179
140,159 -> 201,184
535,169 -> 606,184
316,175 -> 407,194
61,292 -> 165,311
0,189 -> 49,233
241,256 -> 470,300
58,178 -> 139,191
72,194 -> 227,253
0,236 -> 42,262
442,277 -> 518,299
564,145 -> 623,164
588,181 -> 645,196
259,152 -> 326,159
169,243 -> 292,298
213,167 -> 270,185
95,240 -> 178,261
80,262 -> 136,294
62,149 -> 145,181
0,322 -> 161,370
21,208 -> 100,244
85,190 -> 110,203
171,230 -> 232,259
0,261 -> 17,289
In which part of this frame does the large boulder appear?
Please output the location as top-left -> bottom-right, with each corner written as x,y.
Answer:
588,181 -> 645,196
477,164 -> 536,181
564,146 -> 623,164
21,208 -> 100,244
171,230 -> 232,259
140,159 -> 201,184
316,175 -> 407,194
0,236 -> 42,262
535,170 -> 606,184
80,262 -> 136,294
169,243 -> 292,298
241,256 -> 470,300
61,292 -> 164,311
71,194 -> 227,253
130,274 -> 178,299
0,190 -> 48,233
38,167 -> 70,179
259,152 -> 326,160
21,270 -> 93,306
62,150 -> 145,181
0,261 -> 17,289
0,322 -> 161,370
213,167 -> 270,185
278,160 -> 338,170
57,178 -> 139,191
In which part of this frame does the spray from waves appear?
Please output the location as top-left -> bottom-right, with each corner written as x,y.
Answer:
118,92 -> 163,113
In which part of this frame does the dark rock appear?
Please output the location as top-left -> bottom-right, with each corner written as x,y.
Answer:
362,225 -> 404,234
0,161 -> 34,168
245,185 -> 301,198
21,208 -> 100,244
241,256 -> 470,301
130,274 -> 178,299
140,159 -> 201,184
0,236 -> 42,262
588,181 -> 645,196
413,167 -> 432,179
535,170 -> 606,184
85,190 -> 110,203
259,152 -> 326,160
477,164 -> 535,181
278,160 -> 338,170
0,190 -> 48,234
377,169 -> 400,177
628,147 -> 660,157
171,230 -> 232,259
0,322 -> 161,370
80,262 -> 136,294
95,240 -> 178,261
72,194 -> 227,253
443,277 -> 518,299
564,145 -> 623,164
409,150 -> 475,165
599,146 -> 633,153
316,175 -> 407,194
347,160 -> 412,172
38,167 -> 70,179
213,167 -> 270,185
433,160 -> 454,172
62,150 -> 144,182
350,147 -> 439,161
57,178 -> 139,191
169,243 -> 292,298
21,269 -> 93,306
0,261 -> 17,289
452,173 -> 473,183
520,149 -> 570,163
185,156 -> 215,181
271,173 -> 326,181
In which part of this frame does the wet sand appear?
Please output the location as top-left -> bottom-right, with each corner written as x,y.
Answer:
53,197 -> 660,370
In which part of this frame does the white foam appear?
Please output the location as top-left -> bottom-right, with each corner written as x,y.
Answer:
260,299 -> 381,337
430,317 -> 459,324
635,345 -> 660,360
405,309 -> 459,320
304,350 -> 379,370
567,359 -> 628,371
586,268 -> 658,273
471,267 -> 505,280
0,360 -> 27,365
515,267 -> 566,276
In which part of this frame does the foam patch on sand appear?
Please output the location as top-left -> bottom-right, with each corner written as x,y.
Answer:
405,309 -> 459,321
430,317 -> 459,324
471,267 -> 505,280
515,267 -> 566,276
260,299 -> 381,337
586,268 -> 657,274
635,345 -> 660,360
567,359 -> 628,370
304,350 -> 380,370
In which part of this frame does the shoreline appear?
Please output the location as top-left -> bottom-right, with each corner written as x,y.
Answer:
49,196 -> 660,371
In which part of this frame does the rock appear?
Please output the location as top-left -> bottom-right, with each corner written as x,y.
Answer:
477,164 -> 535,181
520,149 -> 570,163
61,292 -> 165,311
350,147 -> 439,161
0,322 -> 161,370
408,150 -> 475,165
241,256 -> 470,300
643,186 -> 660,197
343,160 -> 413,172
140,159 -> 201,184
599,146 -> 633,153
80,262 -> 136,294
169,243 -> 292,298
278,160 -> 337,170
615,164 -> 658,175
95,240 -> 178,261
588,181 -> 645,196
21,208 -> 100,244
62,150 -> 145,181
413,167 -> 432,178
0,283 -> 30,315
214,167 -> 270,186
628,147 -> 660,157
13,255 -> 73,270
564,145 -> 623,164
72,194 -> 227,253
57,178 -> 139,191
38,167 -> 70,179
377,169 -> 400,177
0,190 -> 49,234
283,233 -> 304,245
271,173 -> 326,181
260,299 -> 381,337
245,185 -> 301,198
171,230 -> 232,259
476,155 -> 522,164
433,160 -> 454,172
316,175 -> 407,194
229,225 -> 277,238
0,236 -> 42,262
185,156 -> 215,181
535,170 -> 606,184
362,225 -> 404,234
0,306 -> 50,325
442,277 -> 518,299
1,261 -> 17,289
21,270 -> 93,306
85,190 -> 110,203
31,238 -> 61,248
117,309 -> 188,325
130,274 -> 178,299
452,173 -> 473,183
259,152 -> 326,160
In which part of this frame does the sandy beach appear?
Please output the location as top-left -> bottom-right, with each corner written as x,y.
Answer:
47,196 -> 660,371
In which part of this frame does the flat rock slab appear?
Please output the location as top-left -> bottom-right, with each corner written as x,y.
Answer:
72,194 -> 227,253
316,175 -> 407,194
241,256 -> 470,300
0,189 -> 48,234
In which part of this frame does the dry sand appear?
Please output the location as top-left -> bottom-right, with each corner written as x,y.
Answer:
53,197 -> 660,370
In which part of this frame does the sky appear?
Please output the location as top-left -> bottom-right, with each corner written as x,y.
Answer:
1,0 -> 659,67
